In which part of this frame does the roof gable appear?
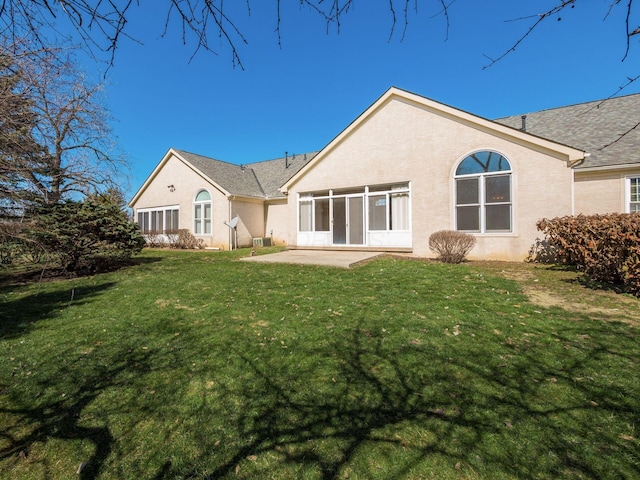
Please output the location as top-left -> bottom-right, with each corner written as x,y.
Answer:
281,87 -> 585,193
129,148 -> 316,207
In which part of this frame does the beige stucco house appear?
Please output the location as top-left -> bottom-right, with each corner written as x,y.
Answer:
129,87 -> 640,261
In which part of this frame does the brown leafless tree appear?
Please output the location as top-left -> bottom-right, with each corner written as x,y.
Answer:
0,41 -> 126,214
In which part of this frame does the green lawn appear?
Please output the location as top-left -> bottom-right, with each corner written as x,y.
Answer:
0,249 -> 638,479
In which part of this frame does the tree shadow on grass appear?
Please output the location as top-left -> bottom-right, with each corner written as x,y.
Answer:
0,282 -> 117,340
153,318 -> 639,479
0,346 -> 156,480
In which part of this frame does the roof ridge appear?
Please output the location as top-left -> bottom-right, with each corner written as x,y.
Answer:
495,92 -> 640,120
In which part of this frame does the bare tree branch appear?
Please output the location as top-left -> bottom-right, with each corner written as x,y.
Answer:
483,0 -> 577,69
0,40 -> 127,213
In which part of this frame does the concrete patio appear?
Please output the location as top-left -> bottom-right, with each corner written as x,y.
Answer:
239,249 -> 384,268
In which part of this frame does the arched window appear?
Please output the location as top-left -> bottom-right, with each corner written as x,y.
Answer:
194,190 -> 212,235
455,151 -> 512,232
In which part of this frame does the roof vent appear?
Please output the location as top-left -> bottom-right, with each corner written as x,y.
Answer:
521,115 -> 527,132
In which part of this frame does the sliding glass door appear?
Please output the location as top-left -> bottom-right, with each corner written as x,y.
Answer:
332,196 -> 364,245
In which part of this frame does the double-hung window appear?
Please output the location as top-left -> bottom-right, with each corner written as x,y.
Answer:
455,151 -> 512,233
194,190 -> 212,235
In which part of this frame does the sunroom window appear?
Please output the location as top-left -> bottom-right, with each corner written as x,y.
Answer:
137,207 -> 179,234
368,187 -> 410,231
455,151 -> 512,233
299,192 -> 330,232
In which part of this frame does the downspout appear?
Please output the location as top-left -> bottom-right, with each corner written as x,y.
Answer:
570,153 -> 589,216
570,168 -> 575,215
229,195 -> 234,250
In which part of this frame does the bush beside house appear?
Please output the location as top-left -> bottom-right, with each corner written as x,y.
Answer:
537,213 -> 640,296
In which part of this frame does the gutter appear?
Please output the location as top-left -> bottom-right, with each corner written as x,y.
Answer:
572,161 -> 640,173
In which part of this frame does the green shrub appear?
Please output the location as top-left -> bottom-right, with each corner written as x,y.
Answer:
537,213 -> 640,296
428,230 -> 476,264
29,198 -> 145,274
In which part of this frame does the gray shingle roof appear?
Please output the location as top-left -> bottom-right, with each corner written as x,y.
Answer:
494,93 -> 640,169
175,149 -> 316,199
175,93 -> 639,198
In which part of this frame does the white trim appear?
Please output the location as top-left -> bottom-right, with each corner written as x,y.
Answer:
574,163 -> 640,173
296,182 -> 412,248
453,151 -> 513,234
136,205 -> 180,233
625,175 -> 640,213
193,188 -> 212,236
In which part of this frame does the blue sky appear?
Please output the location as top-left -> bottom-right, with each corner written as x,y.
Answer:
81,1 -> 639,196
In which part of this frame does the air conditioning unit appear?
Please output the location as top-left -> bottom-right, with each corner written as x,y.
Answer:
252,237 -> 272,247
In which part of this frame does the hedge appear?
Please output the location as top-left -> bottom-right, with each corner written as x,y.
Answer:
537,213 -> 640,296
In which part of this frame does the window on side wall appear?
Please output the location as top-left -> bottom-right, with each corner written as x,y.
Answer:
194,190 -> 212,235
137,207 -> 179,233
628,177 -> 640,213
455,151 -> 512,233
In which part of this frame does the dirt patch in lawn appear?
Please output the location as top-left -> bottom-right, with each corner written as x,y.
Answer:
472,261 -> 640,327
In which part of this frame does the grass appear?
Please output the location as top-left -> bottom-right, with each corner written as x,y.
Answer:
0,248 -> 638,479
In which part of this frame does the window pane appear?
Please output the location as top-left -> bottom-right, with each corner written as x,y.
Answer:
204,219 -> 212,234
390,192 -> 409,230
194,205 -> 202,234
456,178 -> 479,205
142,212 -> 149,233
137,212 -> 143,230
486,204 -> 511,231
156,211 -> 163,232
195,190 -> 211,201
631,178 -> 640,202
315,198 -> 330,231
172,210 -> 179,230
368,195 -> 387,230
456,206 -> 479,231
631,177 -> 640,212
299,201 -> 312,232
204,203 -> 211,219
456,151 -> 511,175
485,175 -> 511,203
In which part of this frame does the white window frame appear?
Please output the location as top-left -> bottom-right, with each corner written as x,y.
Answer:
136,206 -> 180,234
194,190 -> 212,235
454,152 -> 513,234
626,176 -> 640,213
296,183 -> 411,248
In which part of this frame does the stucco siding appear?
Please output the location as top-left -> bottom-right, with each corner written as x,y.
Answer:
231,199 -> 264,248
574,168 -> 640,214
286,98 -> 574,261
265,200 -> 289,246
130,154 -> 230,248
